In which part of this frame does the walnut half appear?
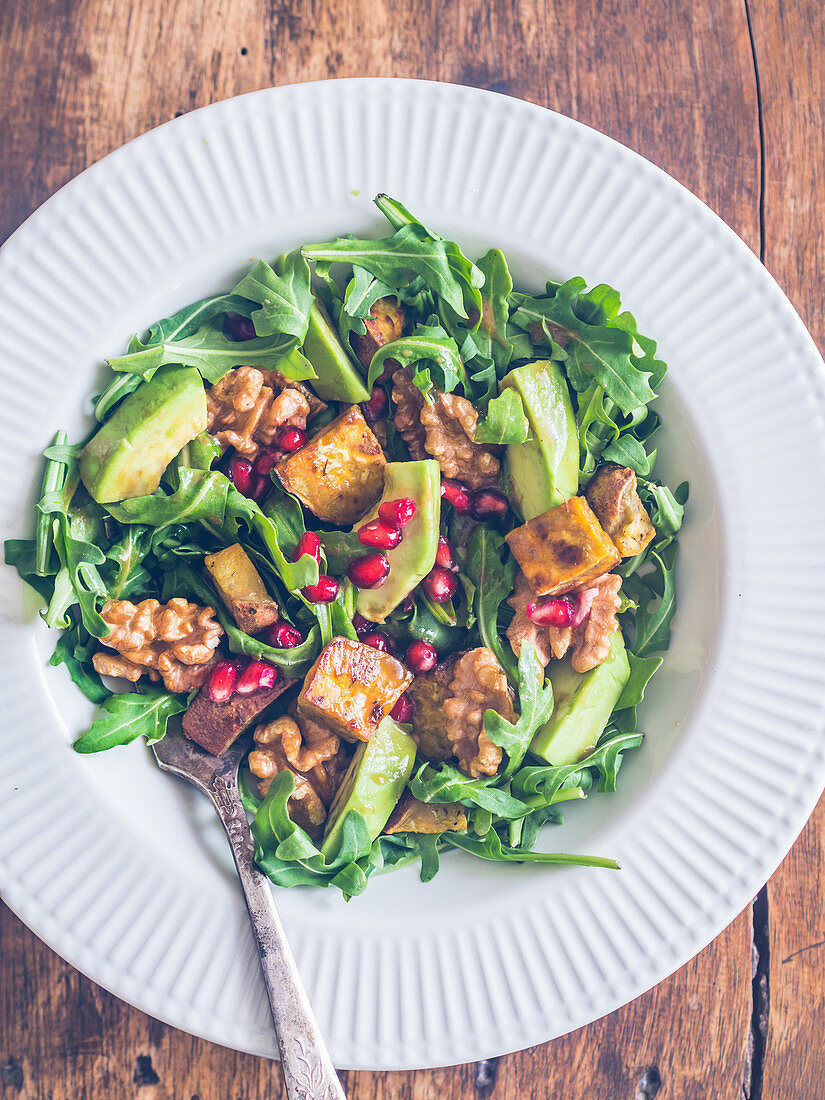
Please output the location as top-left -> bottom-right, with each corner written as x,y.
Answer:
443,648 -> 515,778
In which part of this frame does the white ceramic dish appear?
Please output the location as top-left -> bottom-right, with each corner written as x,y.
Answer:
1,79 -> 824,1071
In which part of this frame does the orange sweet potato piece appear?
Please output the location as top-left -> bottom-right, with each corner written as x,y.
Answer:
349,297 -> 406,373
384,791 -> 467,834
204,544 -> 280,635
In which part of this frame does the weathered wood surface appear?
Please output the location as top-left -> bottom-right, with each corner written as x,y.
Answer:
0,0 -> 818,1096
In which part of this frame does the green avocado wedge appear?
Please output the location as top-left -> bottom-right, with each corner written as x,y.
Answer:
529,630 -> 631,766
320,717 -> 416,860
301,300 -> 371,403
502,360 -> 578,520
79,364 -> 206,504
353,459 -> 441,623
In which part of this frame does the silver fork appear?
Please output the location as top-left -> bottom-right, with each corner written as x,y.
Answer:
152,722 -> 346,1100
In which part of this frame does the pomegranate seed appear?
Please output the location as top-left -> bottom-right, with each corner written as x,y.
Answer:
570,587 -> 598,628
526,597 -> 575,628
406,640 -> 437,674
421,565 -> 458,604
361,630 -> 393,654
253,448 -> 283,477
471,488 -> 510,522
348,552 -> 391,589
292,531 -> 321,564
435,535 -> 456,571
390,692 -> 415,723
265,621 -> 303,648
301,574 -> 339,602
227,455 -> 254,495
275,426 -> 308,453
225,312 -> 256,341
360,388 -> 389,423
207,659 -> 242,702
250,473 -> 271,502
358,519 -> 402,550
378,497 -> 417,528
352,612 -> 373,637
236,659 -> 279,695
441,478 -> 473,515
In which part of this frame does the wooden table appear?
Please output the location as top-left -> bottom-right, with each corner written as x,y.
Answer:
1,1 -> 822,1096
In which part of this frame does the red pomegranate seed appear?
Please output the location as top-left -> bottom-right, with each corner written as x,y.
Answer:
348,552 -> 391,589
265,621 -> 303,648
405,640 -> 437,674
378,497 -> 417,528
360,388 -> 389,423
358,519 -> 402,550
292,531 -> 321,564
390,692 -> 415,723
275,426 -> 308,452
470,488 -> 510,522
236,659 -> 279,695
435,535 -> 456,571
253,448 -> 283,477
250,473 -> 271,502
301,574 -> 339,602
526,597 -> 575,628
352,612 -> 373,637
361,630 -> 393,654
441,478 -> 473,515
207,659 -> 242,702
225,312 -> 256,341
227,455 -> 254,495
570,587 -> 598,628
421,565 -> 458,604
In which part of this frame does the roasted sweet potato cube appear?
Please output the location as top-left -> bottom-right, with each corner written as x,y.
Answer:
585,463 -> 655,558
276,405 -> 386,524
182,677 -> 295,755
297,638 -> 412,742
406,657 -> 458,763
505,497 -> 621,596
384,791 -> 467,834
204,544 -> 280,634
349,297 -> 406,373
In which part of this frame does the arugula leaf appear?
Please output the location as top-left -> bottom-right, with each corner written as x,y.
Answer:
105,525 -> 153,599
463,526 -> 517,683
226,488 -> 318,592
104,469 -> 231,528
483,642 -> 554,777
3,539 -> 55,603
50,623 -> 111,705
445,828 -> 620,869
73,687 -> 187,753
35,431 -> 70,576
473,388 -> 529,445
623,544 -> 678,657
342,266 -> 398,321
466,248 -> 513,374
366,318 -> 463,395
304,221 -> 483,324
602,433 -> 656,477
510,730 -> 645,802
374,193 -> 423,231
408,761 -> 528,816
615,650 -> 663,719
230,253 -> 314,341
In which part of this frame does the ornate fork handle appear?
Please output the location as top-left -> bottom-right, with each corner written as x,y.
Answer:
210,774 -> 346,1100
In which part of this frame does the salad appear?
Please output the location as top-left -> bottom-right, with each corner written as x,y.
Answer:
6,194 -> 686,896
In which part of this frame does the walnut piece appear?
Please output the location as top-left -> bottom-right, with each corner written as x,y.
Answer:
391,369 -> 500,490
406,657 -> 458,763
248,710 -> 350,835
507,571 -> 623,674
206,366 -> 321,458
443,648 -> 515,778
585,463 -> 655,557
93,598 -> 223,693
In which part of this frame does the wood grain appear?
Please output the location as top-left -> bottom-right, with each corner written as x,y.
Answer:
0,0 -> 773,1096
748,1 -> 825,1096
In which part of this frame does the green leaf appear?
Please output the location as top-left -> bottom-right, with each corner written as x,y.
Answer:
105,525 -> 153,599
304,221 -> 483,324
230,252 -> 314,341
408,761 -> 528,816
73,687 -> 187,753
445,828 -> 619,869
483,642 -> 554,777
511,730 -> 645,802
473,388 -> 529,445
602,434 -> 656,477
463,526 -> 517,683
3,539 -> 56,603
50,624 -> 111,705
36,431 -> 70,576
342,266 -> 397,321
624,545 -> 679,657
468,248 -> 513,374
374,193 -> 423,231
366,318 -> 463,394
104,469 -> 231,528
615,650 -> 663,715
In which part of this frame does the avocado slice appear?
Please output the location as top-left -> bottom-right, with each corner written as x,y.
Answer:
302,301 -> 371,403
530,631 -> 630,765
80,364 -> 206,504
502,360 -> 578,520
320,717 -> 416,860
354,459 -> 441,623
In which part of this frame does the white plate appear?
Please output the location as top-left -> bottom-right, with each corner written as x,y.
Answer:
1,79 -> 824,1071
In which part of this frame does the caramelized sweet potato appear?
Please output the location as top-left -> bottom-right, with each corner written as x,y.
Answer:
182,677 -> 296,755
275,405 -> 386,524
204,544 -> 280,634
585,463 -> 655,557
349,297 -> 406,373
297,638 -> 412,742
505,497 -> 620,596
384,791 -> 467,834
